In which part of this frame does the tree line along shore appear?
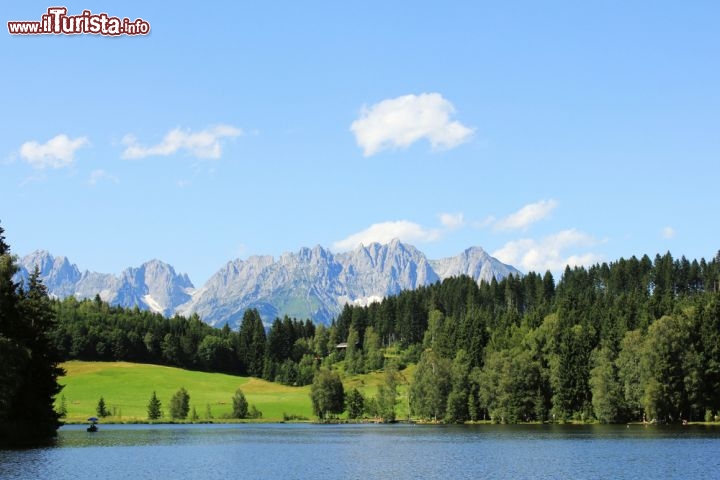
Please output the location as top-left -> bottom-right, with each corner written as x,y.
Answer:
2,220 -> 720,446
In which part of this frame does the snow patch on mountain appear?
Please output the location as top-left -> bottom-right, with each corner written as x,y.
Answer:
142,294 -> 164,314
337,295 -> 384,307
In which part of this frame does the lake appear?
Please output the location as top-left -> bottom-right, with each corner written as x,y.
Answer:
2,423 -> 719,479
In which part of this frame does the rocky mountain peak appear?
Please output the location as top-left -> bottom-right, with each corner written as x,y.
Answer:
15,252 -> 194,317
15,241 -> 521,328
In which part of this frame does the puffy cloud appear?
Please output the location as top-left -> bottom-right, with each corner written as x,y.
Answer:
333,220 -> 441,251
494,199 -> 558,231
439,212 -> 465,229
122,124 -> 242,160
335,211 -> 472,251
492,229 -> 601,273
350,93 -> 474,156
19,134 -> 89,169
662,226 -> 676,239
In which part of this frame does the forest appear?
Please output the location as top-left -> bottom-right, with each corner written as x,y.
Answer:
46,249 -> 720,424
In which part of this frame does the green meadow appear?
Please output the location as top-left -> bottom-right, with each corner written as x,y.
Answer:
57,361 -> 313,422
57,361 -> 413,423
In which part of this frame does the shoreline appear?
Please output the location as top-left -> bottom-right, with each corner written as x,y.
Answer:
59,419 -> 720,427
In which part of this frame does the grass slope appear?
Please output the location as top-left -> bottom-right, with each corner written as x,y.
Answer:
58,361 -> 313,422
343,364 -> 415,417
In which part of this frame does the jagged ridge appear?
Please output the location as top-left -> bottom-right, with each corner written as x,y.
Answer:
16,240 -> 521,328
16,251 -> 194,317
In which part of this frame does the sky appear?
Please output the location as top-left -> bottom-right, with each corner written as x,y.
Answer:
1,1 -> 718,286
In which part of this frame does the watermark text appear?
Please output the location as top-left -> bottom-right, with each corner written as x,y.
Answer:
8,7 -> 150,36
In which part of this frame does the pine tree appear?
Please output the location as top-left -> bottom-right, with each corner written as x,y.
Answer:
0,224 -> 27,442
238,309 -> 266,376
0,235 -> 64,447
147,391 -> 162,420
344,327 -> 361,374
96,396 -> 109,417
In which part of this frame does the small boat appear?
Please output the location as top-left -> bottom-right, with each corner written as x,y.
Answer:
87,417 -> 99,432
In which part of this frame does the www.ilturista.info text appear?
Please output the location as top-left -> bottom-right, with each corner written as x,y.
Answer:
8,7 -> 150,36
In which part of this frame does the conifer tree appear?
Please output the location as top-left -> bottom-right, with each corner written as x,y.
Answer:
0,224 -> 64,446
147,391 -> 162,420
96,396 -> 109,417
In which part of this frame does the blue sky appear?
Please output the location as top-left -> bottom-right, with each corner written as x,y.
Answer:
2,1 -> 718,286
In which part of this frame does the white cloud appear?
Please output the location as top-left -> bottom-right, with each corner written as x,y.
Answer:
350,93 -> 474,156
88,169 -> 119,186
333,220 -> 441,251
662,226 -> 676,239
19,134 -> 89,169
494,199 -> 558,231
121,124 -> 242,160
439,212 -> 465,229
492,229 -> 602,273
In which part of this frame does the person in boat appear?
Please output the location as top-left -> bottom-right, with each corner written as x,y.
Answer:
87,417 -> 99,432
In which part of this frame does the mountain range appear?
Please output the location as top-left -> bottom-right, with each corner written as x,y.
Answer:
15,239 -> 521,328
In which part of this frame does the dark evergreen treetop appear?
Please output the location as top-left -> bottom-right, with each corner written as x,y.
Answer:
147,391 -> 162,420
0,222 -> 8,256
0,226 -> 64,447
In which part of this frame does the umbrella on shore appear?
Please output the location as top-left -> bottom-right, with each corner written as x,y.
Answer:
87,417 -> 98,422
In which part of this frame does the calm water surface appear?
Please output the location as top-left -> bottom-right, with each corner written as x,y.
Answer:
2,423 -> 719,479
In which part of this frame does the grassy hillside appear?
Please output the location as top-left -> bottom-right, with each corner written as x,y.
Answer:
57,361 -> 413,423
57,361 -> 313,422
